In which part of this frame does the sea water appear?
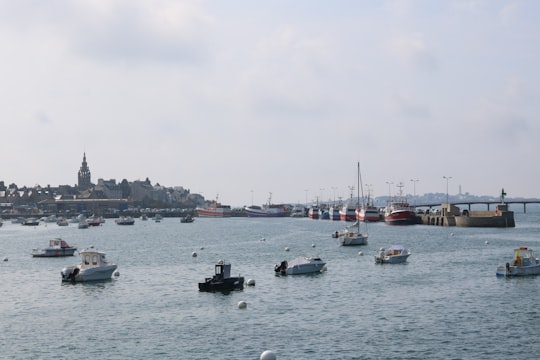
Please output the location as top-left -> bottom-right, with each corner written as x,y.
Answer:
1,208 -> 540,359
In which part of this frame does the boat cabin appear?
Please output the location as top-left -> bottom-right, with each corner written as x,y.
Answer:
79,248 -> 111,269
513,247 -> 535,267
50,238 -> 71,248
214,260 -> 231,279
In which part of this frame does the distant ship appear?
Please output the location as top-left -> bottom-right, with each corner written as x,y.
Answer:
196,195 -> 232,218
244,193 -> 290,217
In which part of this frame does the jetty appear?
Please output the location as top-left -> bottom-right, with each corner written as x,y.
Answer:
418,203 -> 515,228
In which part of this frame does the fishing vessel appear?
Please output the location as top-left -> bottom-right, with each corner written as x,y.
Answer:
196,195 -> 232,217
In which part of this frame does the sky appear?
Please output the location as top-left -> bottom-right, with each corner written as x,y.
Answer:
1,0 -> 539,207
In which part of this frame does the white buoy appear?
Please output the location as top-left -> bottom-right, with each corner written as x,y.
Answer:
261,237 -> 266,241
237,300 -> 247,309
246,278 -> 256,286
311,243 -> 316,248
113,271 -> 120,277
260,350 -> 276,360
284,247 -> 289,252
200,246 -> 205,250
3,257 -> 8,262
450,232 -> 455,236
191,251 -> 197,257
485,240 -> 489,245
358,251 -> 363,256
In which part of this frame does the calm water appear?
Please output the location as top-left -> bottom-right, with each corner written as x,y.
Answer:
1,208 -> 540,359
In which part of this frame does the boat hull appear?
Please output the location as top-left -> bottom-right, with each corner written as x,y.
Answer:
496,264 -> 540,276
340,233 -> 368,246
32,248 -> 76,257
244,207 -> 288,217
196,207 -> 232,217
61,265 -> 117,282
275,257 -> 326,275
384,210 -> 418,225
375,254 -> 410,264
357,208 -> 380,222
198,277 -> 244,292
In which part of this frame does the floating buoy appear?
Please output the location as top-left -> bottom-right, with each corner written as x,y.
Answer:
3,257 -> 8,262
284,247 -> 289,252
260,237 -> 266,242
113,271 -> 120,277
450,232 -> 455,236
358,251 -> 363,256
191,252 -> 197,257
237,300 -> 247,309
485,240 -> 489,245
200,246 -> 205,250
260,350 -> 276,360
311,243 -> 316,248
246,278 -> 255,286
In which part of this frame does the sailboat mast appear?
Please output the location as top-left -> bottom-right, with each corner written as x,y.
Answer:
358,162 -> 365,208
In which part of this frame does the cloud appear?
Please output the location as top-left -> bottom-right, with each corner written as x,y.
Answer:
389,32 -> 438,71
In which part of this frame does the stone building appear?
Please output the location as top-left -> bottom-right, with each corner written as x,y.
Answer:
78,153 -> 92,190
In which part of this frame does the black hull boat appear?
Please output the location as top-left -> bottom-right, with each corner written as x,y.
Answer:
198,260 -> 244,292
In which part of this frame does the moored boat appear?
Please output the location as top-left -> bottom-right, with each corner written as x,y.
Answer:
329,206 -> 341,221
198,260 -> 244,292
56,218 -> 69,226
339,202 -> 357,222
496,247 -> 540,277
308,206 -> 320,219
32,238 -> 77,257
61,247 -> 117,282
195,196 -> 232,218
356,206 -> 380,222
375,245 -> 411,264
181,214 -> 195,223
244,193 -> 290,217
336,162 -> 369,246
274,256 -> 326,275
22,218 -> 40,226
115,216 -> 135,225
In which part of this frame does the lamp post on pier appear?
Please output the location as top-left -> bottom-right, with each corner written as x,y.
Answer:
385,181 -> 393,200
410,179 -> 419,206
443,176 -> 452,205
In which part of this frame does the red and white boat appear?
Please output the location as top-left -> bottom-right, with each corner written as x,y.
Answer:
384,200 -> 417,225
339,203 -> 357,222
196,196 -> 232,218
356,206 -> 380,222
308,207 -> 320,219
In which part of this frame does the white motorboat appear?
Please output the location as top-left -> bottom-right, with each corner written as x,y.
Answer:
496,247 -> 540,277
274,256 -> 326,275
61,247 -> 117,282
375,245 -> 411,264
32,238 -> 77,257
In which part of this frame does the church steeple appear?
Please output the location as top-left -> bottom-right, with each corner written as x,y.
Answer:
78,152 -> 92,190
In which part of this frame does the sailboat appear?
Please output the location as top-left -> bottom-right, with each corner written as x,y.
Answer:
338,162 -> 368,246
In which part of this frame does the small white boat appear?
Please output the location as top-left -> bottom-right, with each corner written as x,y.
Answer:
496,247 -> 540,277
32,238 -> 77,257
375,245 -> 411,264
61,247 -> 117,282
78,221 -> 89,229
115,216 -> 135,225
339,222 -> 369,246
274,256 -> 326,275
56,218 -> 69,226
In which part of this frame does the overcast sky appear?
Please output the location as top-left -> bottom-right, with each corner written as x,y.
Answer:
1,0 -> 539,206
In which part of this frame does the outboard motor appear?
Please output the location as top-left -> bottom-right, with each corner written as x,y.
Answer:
274,260 -> 288,274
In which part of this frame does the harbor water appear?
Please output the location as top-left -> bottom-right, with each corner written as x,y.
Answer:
1,209 -> 540,359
